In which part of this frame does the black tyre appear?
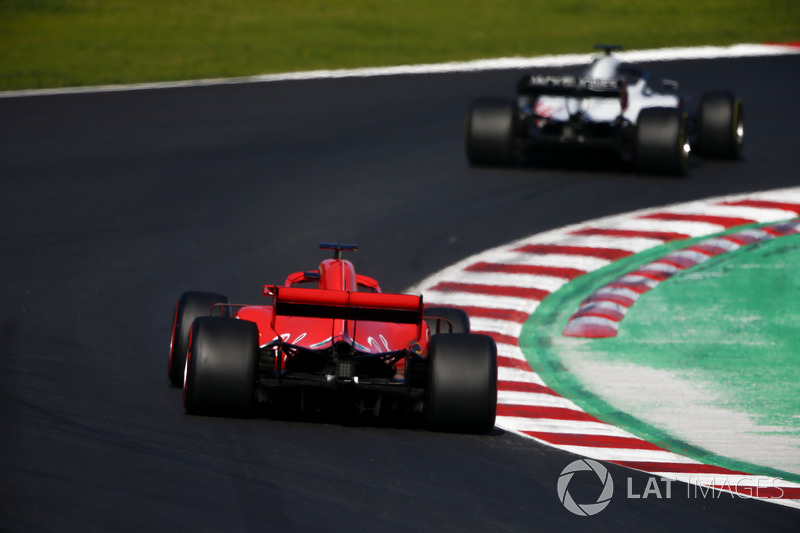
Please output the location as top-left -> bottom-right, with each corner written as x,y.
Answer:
183,317 -> 259,416
424,306 -> 470,334
636,107 -> 688,176
168,291 -> 229,387
465,98 -> 517,166
425,333 -> 497,434
696,91 -> 744,159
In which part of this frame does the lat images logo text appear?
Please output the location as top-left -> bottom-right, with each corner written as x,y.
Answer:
557,460 -> 787,516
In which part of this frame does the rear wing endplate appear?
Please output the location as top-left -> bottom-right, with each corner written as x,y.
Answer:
264,285 -> 424,325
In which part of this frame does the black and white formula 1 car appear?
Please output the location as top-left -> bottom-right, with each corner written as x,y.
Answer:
465,45 -> 744,175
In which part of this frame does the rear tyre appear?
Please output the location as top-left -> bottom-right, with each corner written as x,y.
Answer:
465,98 -> 517,166
168,291 -> 229,387
424,306 -> 470,334
183,317 -> 259,416
636,107 -> 688,176
696,91 -> 743,159
425,333 -> 497,434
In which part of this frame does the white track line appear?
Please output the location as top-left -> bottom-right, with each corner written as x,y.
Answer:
2,43 -> 798,99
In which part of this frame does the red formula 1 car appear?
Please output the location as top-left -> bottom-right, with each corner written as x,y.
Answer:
168,243 -> 497,434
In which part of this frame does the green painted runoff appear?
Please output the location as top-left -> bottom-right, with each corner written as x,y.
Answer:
522,224 -> 800,483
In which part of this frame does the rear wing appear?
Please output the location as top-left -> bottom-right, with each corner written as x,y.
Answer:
264,285 -> 423,325
517,75 -> 623,98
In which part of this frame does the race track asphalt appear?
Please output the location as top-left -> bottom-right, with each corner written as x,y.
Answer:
1,54 -> 798,531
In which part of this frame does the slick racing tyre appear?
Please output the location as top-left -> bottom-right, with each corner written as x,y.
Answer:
696,91 -> 744,160
425,333 -> 497,434
636,107 -> 688,176
424,306 -> 470,334
465,98 -> 517,166
183,317 -> 259,416
169,291 -> 229,387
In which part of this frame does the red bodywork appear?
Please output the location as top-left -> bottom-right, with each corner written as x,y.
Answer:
174,244 -> 496,432
231,257 -> 429,381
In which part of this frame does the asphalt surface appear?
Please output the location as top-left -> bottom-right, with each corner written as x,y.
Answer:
1,55 -> 799,531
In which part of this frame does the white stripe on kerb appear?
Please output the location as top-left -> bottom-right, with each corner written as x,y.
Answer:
435,271 -> 568,292
498,367 -> 545,384
496,343 -> 527,361
497,390 -> 583,410
607,218 -> 727,237
554,447 -> 699,464
550,234 -> 664,253
470,317 -> 526,338
655,203 -> 799,223
496,417 -> 641,438
422,291 -> 539,312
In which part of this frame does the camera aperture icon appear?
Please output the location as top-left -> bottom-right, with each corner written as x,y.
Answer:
557,459 -> 615,516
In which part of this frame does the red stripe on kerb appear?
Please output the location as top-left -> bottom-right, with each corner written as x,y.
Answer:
466,261 -> 586,280
570,227 -> 691,242
569,306 -> 624,322
759,222 -> 800,237
626,269 -> 672,282
760,225 -> 785,237
651,256 -> 701,270
606,281 -> 652,294
455,306 -> 530,323
612,461 -> 749,476
523,431 -> 664,451
497,356 -> 534,371
713,485 -> 800,500
562,322 -> 619,338
723,199 -> 800,214
513,244 -> 633,261
690,243 -> 735,256
685,245 -> 717,256
641,212 -> 756,228
497,404 -> 602,422
580,292 -> 636,307
722,233 -> 764,245
473,330 -> 519,346
498,381 -> 559,395
429,281 -> 550,300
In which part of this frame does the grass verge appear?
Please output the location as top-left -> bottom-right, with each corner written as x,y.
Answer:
1,0 -> 799,90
